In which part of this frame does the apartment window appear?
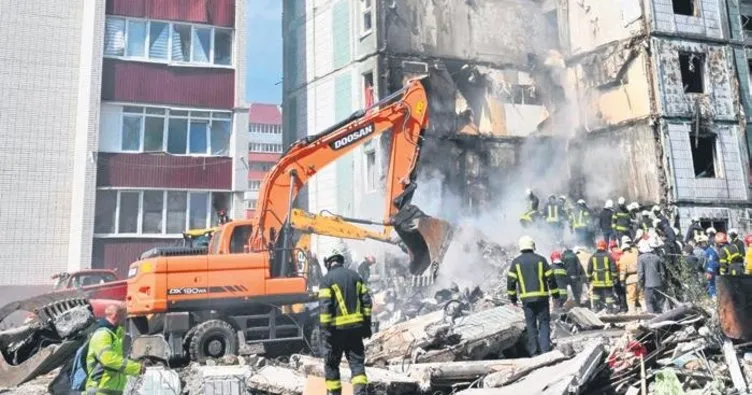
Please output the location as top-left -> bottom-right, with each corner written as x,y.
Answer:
249,143 -> 283,153
249,181 -> 261,191
247,199 -> 257,209
104,16 -> 233,67
689,130 -> 721,178
365,151 -> 377,191
672,0 -> 696,16
94,190 -> 231,235
700,219 -> 727,234
510,85 -> 542,105
361,0 -> 373,34
249,123 -> 282,134
118,106 -> 231,156
250,162 -> 275,172
678,52 -> 704,93
363,71 -> 375,108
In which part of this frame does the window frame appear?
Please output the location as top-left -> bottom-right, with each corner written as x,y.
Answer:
249,181 -> 262,191
103,16 -> 234,68
93,188 -> 233,238
360,0 -> 374,37
112,103 -> 232,156
364,150 -> 377,192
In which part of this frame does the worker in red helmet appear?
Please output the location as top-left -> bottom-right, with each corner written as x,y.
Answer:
587,240 -> 618,312
717,232 -> 744,276
550,251 -> 569,308
745,235 -> 752,275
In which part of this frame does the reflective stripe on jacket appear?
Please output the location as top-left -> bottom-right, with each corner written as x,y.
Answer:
719,244 -> 744,276
85,323 -> 141,393
571,208 -> 590,229
545,204 -> 561,223
319,265 -> 372,330
506,251 -> 559,302
612,209 -> 631,231
587,251 -> 617,288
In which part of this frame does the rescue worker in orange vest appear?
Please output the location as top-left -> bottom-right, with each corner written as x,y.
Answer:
716,232 -> 745,276
619,237 -> 641,313
507,236 -> 560,356
319,250 -> 372,395
744,234 -> 752,275
587,240 -> 619,312
550,251 -> 569,308
544,195 -> 565,242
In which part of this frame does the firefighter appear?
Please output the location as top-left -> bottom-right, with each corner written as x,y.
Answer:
319,250 -> 372,395
638,211 -> 652,233
744,235 -> 752,275
729,229 -> 745,254
587,240 -> 618,313
550,251 -> 569,308
716,232 -> 744,276
627,202 -> 640,238
706,227 -> 717,247
613,236 -> 630,313
570,199 -> 592,246
521,189 -> 540,228
506,236 -> 560,356
700,235 -> 719,298
600,200 -> 616,245
562,246 -> 586,306
612,197 -> 631,246
544,195 -> 564,242
357,255 -> 376,284
619,237 -> 641,313
526,188 -> 539,211
685,217 -> 704,244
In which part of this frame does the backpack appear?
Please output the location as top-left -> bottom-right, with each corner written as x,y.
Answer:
69,328 -> 115,391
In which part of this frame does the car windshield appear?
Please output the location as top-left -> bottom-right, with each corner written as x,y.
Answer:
71,272 -> 117,288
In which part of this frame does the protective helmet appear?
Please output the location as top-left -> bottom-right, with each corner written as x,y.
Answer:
550,251 -> 562,263
518,236 -> 536,251
621,235 -> 632,246
548,194 -> 556,199
745,234 -> 752,247
715,232 -> 728,244
706,227 -> 716,235
618,197 -> 626,205
641,210 -> 650,216
526,188 -> 532,196
559,195 -> 567,201
324,249 -> 345,269
629,202 -> 639,211
604,200 -> 614,209
729,228 -> 739,237
652,205 -> 661,213
577,199 -> 586,205
695,234 -> 709,243
596,239 -> 608,250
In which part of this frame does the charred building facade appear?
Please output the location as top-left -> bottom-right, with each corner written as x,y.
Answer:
282,0 -> 752,255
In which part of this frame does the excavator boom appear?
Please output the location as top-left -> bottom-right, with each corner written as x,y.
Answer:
250,78 -> 453,277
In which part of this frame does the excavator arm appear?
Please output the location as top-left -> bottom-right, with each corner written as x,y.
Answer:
250,78 -> 453,277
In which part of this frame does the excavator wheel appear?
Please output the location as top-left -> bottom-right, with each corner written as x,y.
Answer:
188,319 -> 238,362
392,204 -> 455,277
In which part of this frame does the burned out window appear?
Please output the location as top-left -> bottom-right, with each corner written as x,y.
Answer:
679,52 -> 704,93
700,220 -> 727,233
511,85 -> 542,105
673,0 -> 696,16
743,15 -> 752,35
689,130 -> 721,178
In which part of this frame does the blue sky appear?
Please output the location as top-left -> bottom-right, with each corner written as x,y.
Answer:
245,0 -> 283,104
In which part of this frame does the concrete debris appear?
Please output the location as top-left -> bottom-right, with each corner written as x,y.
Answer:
290,354 -> 418,394
125,366 -> 181,395
246,365 -> 306,395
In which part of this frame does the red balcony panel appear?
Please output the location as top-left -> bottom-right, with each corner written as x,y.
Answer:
93,238 -> 177,274
97,153 -> 232,189
102,60 -> 234,109
245,209 -> 256,219
107,0 -> 235,27
248,152 -> 281,162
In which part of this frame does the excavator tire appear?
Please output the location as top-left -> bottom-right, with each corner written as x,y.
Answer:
188,319 -> 238,363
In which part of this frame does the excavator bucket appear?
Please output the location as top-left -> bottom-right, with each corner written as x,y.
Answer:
392,204 -> 455,278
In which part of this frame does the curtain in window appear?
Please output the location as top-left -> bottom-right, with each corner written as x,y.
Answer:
171,24 -> 191,61
149,22 -> 169,59
104,18 -> 126,56
210,120 -> 231,155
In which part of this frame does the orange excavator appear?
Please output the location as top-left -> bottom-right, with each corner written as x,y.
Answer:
126,78 -> 454,362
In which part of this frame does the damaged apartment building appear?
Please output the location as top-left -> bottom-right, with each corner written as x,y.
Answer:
282,0 -> 752,255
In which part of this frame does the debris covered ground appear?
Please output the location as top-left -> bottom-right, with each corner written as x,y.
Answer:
1,237 -> 751,395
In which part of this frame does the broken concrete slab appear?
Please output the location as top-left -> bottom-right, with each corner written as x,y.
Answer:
388,350 -> 568,391
456,340 -> 606,394
290,354 -> 418,395
124,366 -> 181,395
247,365 -> 306,395
184,364 -> 252,395
367,305 -> 525,365
481,350 -> 571,388
565,307 -> 605,330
